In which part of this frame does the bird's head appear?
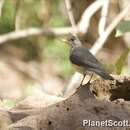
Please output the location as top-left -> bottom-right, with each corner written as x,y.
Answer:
67,35 -> 82,47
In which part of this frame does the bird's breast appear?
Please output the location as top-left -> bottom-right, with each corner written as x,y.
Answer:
72,64 -> 86,73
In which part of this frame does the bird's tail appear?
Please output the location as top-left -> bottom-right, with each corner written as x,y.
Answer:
93,68 -> 113,80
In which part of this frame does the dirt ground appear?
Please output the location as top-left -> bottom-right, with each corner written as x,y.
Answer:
0,75 -> 130,130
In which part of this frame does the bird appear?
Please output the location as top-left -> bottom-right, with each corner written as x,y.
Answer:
64,35 -> 113,85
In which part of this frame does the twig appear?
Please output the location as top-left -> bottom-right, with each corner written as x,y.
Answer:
98,0 -> 109,35
63,72 -> 83,97
0,27 -> 77,44
90,2 -> 130,55
64,0 -> 77,35
14,0 -> 21,30
77,0 -> 103,33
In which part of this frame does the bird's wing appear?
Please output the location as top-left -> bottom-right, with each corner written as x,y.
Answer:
70,47 -> 103,70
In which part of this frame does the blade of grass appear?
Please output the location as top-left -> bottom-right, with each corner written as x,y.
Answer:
115,48 -> 130,74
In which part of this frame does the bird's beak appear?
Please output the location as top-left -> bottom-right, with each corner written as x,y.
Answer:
60,38 -> 68,44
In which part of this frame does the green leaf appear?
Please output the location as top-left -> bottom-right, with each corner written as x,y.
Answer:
115,48 -> 130,74
116,20 -> 130,37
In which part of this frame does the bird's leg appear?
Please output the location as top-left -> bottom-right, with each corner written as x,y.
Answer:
82,73 -> 93,87
87,73 -> 93,84
80,71 -> 87,86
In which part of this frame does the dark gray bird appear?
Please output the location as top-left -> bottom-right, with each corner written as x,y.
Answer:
65,35 -> 113,84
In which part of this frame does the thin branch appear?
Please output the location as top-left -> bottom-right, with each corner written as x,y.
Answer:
64,0 -> 77,35
63,72 -> 83,97
0,27 -> 77,44
90,2 -> 130,55
77,0 -> 103,33
98,0 -> 109,35
14,0 -> 21,30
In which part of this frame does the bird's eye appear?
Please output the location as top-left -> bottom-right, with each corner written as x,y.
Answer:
70,38 -> 74,41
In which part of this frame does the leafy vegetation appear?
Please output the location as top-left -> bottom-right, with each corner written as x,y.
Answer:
116,20 -> 130,37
